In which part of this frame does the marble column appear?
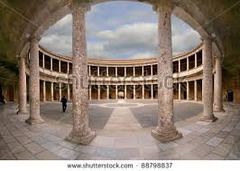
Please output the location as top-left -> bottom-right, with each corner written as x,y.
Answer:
186,81 -> 189,100
142,85 -> 144,99
195,53 -> 197,68
50,58 -> 53,71
106,67 -> 109,77
187,57 -> 189,70
115,67 -> 118,77
178,60 -> 181,72
151,84 -> 154,99
107,85 -> 109,100
43,81 -> 46,102
98,85 -> 100,100
133,85 -> 136,99
194,80 -> 198,101
151,0 -> 182,142
67,62 -> 70,74
18,56 -> 28,114
59,83 -> 62,100
116,85 -> 118,99
133,66 -> 135,77
97,66 -> 100,77
201,37 -> 217,122
67,84 -> 71,101
214,57 -> 224,112
178,83 -> 181,100
51,82 -> 54,101
65,1 -> 95,145
43,54 -> 45,68
59,61 -> 61,73
26,36 -> 44,125
125,85 -> 127,99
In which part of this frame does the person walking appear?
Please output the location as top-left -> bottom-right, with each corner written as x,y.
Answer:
61,95 -> 67,112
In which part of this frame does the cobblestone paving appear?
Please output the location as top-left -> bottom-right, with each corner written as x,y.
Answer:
0,101 -> 239,160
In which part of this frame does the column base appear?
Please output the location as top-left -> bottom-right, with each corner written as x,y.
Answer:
25,117 -> 45,125
17,109 -> 28,115
213,105 -> 225,112
65,130 -> 96,145
151,127 -> 182,143
200,115 -> 218,122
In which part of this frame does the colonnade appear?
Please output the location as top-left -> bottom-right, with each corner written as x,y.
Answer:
18,0 -> 224,144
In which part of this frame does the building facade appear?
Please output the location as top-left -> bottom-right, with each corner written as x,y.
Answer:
31,44 -> 204,102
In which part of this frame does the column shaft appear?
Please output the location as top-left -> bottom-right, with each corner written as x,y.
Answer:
201,37 -> 217,122
51,82 -> 54,101
152,0 -> 182,142
18,57 -> 28,114
214,57 -> 224,112
98,85 -> 101,100
68,84 -> 71,101
151,84 -> 154,99
186,82 -> 189,100
194,80 -> 197,101
65,1 -> 95,145
178,83 -> 181,100
26,37 -> 44,124
43,81 -> 46,102
59,83 -> 62,100
107,85 -> 109,100
133,85 -> 136,99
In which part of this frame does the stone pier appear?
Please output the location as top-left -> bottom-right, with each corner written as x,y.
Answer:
65,0 -> 96,145
151,0 -> 182,143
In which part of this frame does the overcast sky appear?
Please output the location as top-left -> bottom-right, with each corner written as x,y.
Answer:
40,1 -> 201,59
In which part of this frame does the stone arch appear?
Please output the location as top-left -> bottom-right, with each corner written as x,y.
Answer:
19,0 -> 223,58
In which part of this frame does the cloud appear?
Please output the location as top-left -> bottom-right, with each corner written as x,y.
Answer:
97,22 -> 158,55
39,2 -> 201,59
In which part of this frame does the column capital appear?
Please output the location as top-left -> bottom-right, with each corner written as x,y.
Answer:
151,0 -> 174,12
201,35 -> 213,42
71,0 -> 91,12
29,35 -> 41,43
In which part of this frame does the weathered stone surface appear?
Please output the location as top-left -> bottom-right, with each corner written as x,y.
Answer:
18,56 -> 28,114
201,37 -> 217,122
65,0 -> 95,145
151,0 -> 182,143
26,36 -> 44,125
214,57 -> 224,112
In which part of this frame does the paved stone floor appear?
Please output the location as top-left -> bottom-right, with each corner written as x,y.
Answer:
0,100 -> 239,160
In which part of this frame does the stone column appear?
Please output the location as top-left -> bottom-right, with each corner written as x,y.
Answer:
194,80 -> 198,101
115,67 -> 118,77
88,65 -> 91,76
106,67 -> 109,77
68,84 -> 71,101
59,83 -> 62,100
151,84 -> 154,99
142,85 -> 144,99
43,81 -> 46,102
133,85 -> 136,99
133,66 -> 135,77
50,58 -> 53,71
59,61 -> 61,73
178,83 -> 181,100
124,85 -> 127,99
98,85 -> 101,100
178,60 -> 181,72
18,56 -> 28,114
187,57 -> 189,70
65,1 -> 95,145
151,65 -> 153,76
26,36 -> 44,125
107,85 -> 109,100
116,85 -> 118,99
195,53 -> 197,68
142,66 -> 144,76
67,62 -> 70,74
201,36 -> 217,122
51,82 -> 54,101
186,81 -> 189,100
43,54 -> 45,68
214,57 -> 224,112
152,0 -> 182,142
